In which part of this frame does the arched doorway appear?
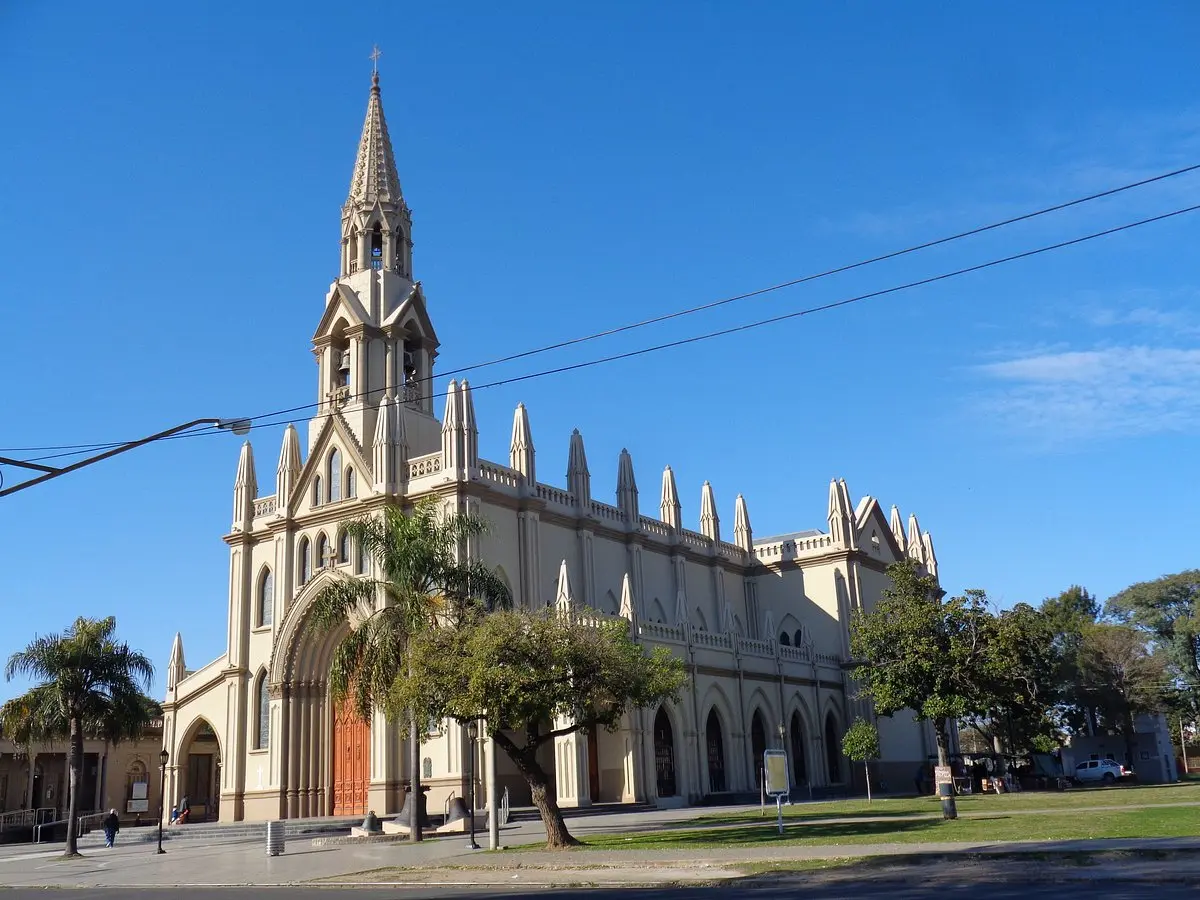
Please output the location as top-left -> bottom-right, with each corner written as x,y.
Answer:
177,718 -> 222,822
750,710 -> 767,789
653,707 -> 677,797
825,712 -> 842,783
332,702 -> 370,816
705,709 -> 726,793
789,711 -> 807,785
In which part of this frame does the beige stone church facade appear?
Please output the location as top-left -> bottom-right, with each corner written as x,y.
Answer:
160,72 -> 944,824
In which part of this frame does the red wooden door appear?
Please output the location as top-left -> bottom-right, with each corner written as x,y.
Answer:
332,704 -> 370,816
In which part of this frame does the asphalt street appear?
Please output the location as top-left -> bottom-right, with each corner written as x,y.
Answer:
0,883 -> 1190,899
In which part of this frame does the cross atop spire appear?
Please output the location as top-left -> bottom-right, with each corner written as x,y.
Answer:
370,44 -> 382,74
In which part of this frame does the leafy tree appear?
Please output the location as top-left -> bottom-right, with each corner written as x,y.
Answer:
393,608 -> 687,848
973,603 -> 1063,756
850,558 -> 992,819
1108,570 -> 1200,714
1040,586 -> 1102,735
306,499 -> 511,842
0,617 -> 158,857
841,718 -> 881,803
1077,622 -> 1169,764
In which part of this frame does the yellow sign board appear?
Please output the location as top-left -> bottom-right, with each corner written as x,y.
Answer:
764,750 -> 790,795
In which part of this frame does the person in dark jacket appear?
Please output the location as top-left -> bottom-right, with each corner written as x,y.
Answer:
102,809 -> 120,848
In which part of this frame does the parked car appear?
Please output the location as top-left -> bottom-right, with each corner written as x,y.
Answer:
1073,758 -> 1127,785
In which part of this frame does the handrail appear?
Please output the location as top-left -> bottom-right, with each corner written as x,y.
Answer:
77,811 -> 106,834
34,819 -> 66,843
444,790 -> 456,822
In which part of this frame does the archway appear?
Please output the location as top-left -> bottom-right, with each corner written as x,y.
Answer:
653,707 -> 677,797
750,710 -> 767,789
705,709 -> 726,794
177,717 -> 222,822
332,702 -> 370,816
825,712 -> 842,783
789,711 -> 807,785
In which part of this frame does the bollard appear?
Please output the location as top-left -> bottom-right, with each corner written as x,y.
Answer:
266,820 -> 286,857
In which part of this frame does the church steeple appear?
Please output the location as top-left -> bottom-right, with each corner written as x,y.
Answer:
341,70 -> 412,279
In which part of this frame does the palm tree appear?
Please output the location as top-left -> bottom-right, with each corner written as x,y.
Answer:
307,499 -> 510,841
1,616 -> 158,857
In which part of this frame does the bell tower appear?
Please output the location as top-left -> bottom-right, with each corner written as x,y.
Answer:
310,61 -> 441,457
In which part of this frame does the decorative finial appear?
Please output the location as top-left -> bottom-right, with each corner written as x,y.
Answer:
370,45 -> 382,74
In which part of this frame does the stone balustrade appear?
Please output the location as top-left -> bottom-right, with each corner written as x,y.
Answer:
408,452 -> 443,479
253,495 -> 278,518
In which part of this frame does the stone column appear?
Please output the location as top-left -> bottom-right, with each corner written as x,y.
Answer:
25,751 -> 37,808
553,719 -> 591,808
299,685 -> 312,818
287,694 -> 301,818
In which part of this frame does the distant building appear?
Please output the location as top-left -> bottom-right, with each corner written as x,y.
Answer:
1064,713 -> 1179,784
159,69 -> 943,823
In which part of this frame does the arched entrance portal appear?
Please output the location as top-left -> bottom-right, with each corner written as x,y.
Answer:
332,703 -> 370,816
653,707 -> 677,797
705,709 -> 726,793
750,711 -> 767,789
177,718 -> 222,822
789,711 -> 807,785
825,712 -> 842,783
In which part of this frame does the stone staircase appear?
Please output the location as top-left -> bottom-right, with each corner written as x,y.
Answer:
78,815 -> 361,847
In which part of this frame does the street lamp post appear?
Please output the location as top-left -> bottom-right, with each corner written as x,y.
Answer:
0,417 -> 252,498
156,749 -> 169,855
465,720 -> 479,850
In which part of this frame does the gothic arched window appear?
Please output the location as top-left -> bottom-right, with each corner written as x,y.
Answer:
258,567 -> 273,628
255,671 -> 270,750
355,539 -> 367,576
298,537 -> 312,584
345,467 -> 356,499
779,631 -> 791,646
316,533 -> 330,569
338,530 -> 351,565
329,450 -> 341,502
370,222 -> 383,269
794,628 -> 803,647
313,475 -> 322,507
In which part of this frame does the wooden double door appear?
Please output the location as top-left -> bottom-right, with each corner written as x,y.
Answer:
332,705 -> 370,816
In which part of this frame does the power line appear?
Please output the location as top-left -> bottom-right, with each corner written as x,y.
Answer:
10,199 -> 1199,469
4,161 -> 1198,457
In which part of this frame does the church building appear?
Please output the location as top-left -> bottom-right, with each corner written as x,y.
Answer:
159,70 -> 943,824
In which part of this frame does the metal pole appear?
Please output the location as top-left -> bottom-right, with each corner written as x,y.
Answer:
156,761 -> 167,855
465,723 -> 478,850
1182,717 -> 1190,776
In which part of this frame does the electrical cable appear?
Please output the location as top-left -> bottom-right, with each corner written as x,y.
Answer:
4,161 -> 1198,457
7,199 -> 1199,471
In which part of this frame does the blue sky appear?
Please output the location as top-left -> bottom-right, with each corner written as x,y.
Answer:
2,2 -> 1199,699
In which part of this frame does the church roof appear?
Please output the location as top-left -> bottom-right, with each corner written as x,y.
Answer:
345,73 -> 404,211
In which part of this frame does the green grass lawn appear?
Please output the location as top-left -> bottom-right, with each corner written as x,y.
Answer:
582,806 -> 1200,850
691,781 -> 1200,826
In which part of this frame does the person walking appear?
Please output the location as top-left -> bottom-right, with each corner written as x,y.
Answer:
102,809 -> 120,848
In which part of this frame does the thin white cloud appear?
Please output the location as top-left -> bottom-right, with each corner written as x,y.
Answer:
975,346 -> 1200,442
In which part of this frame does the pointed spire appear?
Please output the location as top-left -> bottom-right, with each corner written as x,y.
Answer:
764,609 -> 776,644
441,380 -> 462,472
616,449 -> 639,524
346,72 -> 403,210
828,478 -> 857,549
275,424 -> 302,510
674,590 -> 689,627
733,494 -> 753,552
619,572 -> 637,623
460,380 -> 479,470
554,559 -> 574,612
922,532 -> 938,579
373,395 -> 396,493
167,632 -> 187,691
566,429 -> 591,508
510,403 -> 536,485
232,441 -> 257,530
700,481 -> 720,542
659,466 -> 681,529
890,505 -> 907,553
908,513 -> 927,563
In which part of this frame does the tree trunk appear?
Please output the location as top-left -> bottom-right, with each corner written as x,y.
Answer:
64,717 -> 83,857
933,718 -> 958,820
495,731 -> 578,849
